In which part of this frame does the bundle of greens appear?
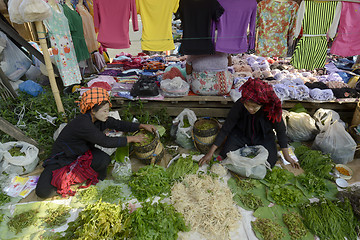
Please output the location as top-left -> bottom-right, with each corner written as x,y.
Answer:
64,200 -> 130,239
297,172 -> 327,196
0,191 -> 10,206
101,185 -> 125,203
41,205 -> 71,228
7,209 -> 39,234
251,218 -> 285,240
300,198 -> 359,240
76,185 -> 100,204
264,166 -> 294,185
231,176 -> 256,192
235,192 -> 263,210
282,212 -> 308,240
270,185 -> 304,207
129,164 -> 171,201
294,145 -> 334,179
129,201 -> 189,240
166,155 -> 199,181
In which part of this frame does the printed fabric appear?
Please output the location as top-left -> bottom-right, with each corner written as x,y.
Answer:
256,0 -> 298,57
44,4 -> 81,87
188,70 -> 232,96
51,150 -> 99,197
79,87 -> 112,113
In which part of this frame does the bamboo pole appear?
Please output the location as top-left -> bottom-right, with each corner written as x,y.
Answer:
34,21 -> 65,114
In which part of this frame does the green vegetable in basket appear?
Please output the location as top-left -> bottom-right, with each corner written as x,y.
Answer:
8,209 -> 39,234
129,201 -> 189,240
251,218 -> 285,240
282,212 -> 308,240
42,205 -> 71,228
167,155 -> 199,181
235,192 -> 263,210
196,122 -> 216,130
129,164 -> 171,201
133,131 -> 155,147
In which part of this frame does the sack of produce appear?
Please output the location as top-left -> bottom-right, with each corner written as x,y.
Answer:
112,157 -> 132,183
0,141 -> 39,175
160,77 -> 189,97
222,145 -> 270,179
283,110 -> 318,142
172,109 -> 197,149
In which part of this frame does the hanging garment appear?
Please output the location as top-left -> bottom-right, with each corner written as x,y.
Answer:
178,0 -> 224,55
93,0 -> 138,49
77,4 -> 97,53
256,0 -> 298,57
212,0 -> 257,54
136,0 -> 179,51
291,1 -> 338,70
44,4 -> 82,86
62,4 -> 90,62
329,2 -> 360,57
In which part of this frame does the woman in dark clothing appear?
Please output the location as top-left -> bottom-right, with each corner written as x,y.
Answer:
199,78 -> 300,169
36,88 -> 156,198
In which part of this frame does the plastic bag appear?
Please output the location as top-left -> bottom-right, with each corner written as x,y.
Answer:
0,31 -> 32,81
112,157 -> 132,182
19,0 -> 52,22
8,0 -> 25,24
160,77 -> 190,97
312,121 -> 356,164
19,80 -> 44,96
313,108 -> 345,131
222,145 -> 271,179
283,110 -> 318,142
0,141 -> 39,175
173,109 -> 197,149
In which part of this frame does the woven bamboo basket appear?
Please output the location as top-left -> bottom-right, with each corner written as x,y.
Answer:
132,130 -> 164,164
192,118 -> 220,154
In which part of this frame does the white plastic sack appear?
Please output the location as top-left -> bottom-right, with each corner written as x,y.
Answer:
312,121 -> 356,164
0,31 -> 32,81
19,0 -> 52,22
173,109 -> 197,149
313,108 -> 345,131
112,157 -> 132,182
160,77 -> 190,97
222,145 -> 271,179
8,0 -> 25,24
0,141 -> 39,175
283,110 -> 318,142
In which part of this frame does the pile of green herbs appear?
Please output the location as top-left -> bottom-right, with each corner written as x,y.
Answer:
0,88 -> 79,159
269,184 -> 304,207
129,164 -> 171,201
296,172 -> 327,196
283,211 -> 308,240
300,198 -> 359,240
76,185 -> 100,204
41,205 -> 71,228
294,145 -> 334,179
7,209 -> 39,234
166,155 -> 199,181
251,217 -> 285,240
235,192 -> 263,210
64,200 -> 130,239
129,201 -> 189,240
263,166 -> 294,185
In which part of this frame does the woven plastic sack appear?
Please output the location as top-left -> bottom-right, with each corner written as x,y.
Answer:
8,0 -> 25,24
313,120 -> 356,164
160,77 -> 189,97
283,110 -> 318,142
173,109 -> 197,149
19,0 -> 52,22
0,31 -> 32,81
222,145 -> 271,179
0,141 -> 39,175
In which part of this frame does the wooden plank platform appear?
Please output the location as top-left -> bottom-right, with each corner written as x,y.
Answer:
111,96 -> 358,124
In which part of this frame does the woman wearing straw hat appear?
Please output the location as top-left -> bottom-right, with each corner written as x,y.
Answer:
199,78 -> 300,169
36,87 -> 156,198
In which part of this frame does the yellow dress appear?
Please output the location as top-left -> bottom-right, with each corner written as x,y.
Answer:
136,0 -> 179,51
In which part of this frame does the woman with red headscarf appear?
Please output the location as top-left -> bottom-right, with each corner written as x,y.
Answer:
36,88 -> 156,198
199,78 -> 299,169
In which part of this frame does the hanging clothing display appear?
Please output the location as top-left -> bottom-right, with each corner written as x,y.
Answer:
291,1 -> 338,70
256,0 -> 298,57
44,4 -> 81,87
213,0 -> 257,54
136,0 -> 179,51
178,0 -> 224,55
62,4 -> 90,62
77,4 -> 97,53
93,0 -> 138,49
329,2 -> 360,57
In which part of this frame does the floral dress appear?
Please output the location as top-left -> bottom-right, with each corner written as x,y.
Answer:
256,0 -> 298,57
44,4 -> 82,87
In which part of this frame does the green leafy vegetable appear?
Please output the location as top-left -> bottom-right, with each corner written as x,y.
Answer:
167,155 -> 199,181
101,185 -> 125,203
270,185 -> 304,207
235,192 -> 263,210
297,172 -> 327,196
251,218 -> 285,240
41,205 -> 71,228
76,185 -> 100,204
8,146 -> 25,157
264,166 -> 294,185
7,209 -> 39,234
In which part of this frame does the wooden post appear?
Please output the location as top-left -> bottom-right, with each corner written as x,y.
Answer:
0,117 -> 39,147
34,21 -> 65,114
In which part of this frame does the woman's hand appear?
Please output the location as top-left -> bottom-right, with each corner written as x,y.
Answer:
139,124 -> 157,133
199,153 -> 213,166
286,156 -> 300,169
127,134 -> 147,143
